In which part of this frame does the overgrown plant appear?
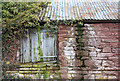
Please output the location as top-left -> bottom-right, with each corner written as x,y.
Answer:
2,2 -> 51,78
2,2 -> 50,39
2,2 -> 51,61
2,2 -> 84,79
75,22 -> 86,68
74,21 -> 86,80
37,28 -> 43,62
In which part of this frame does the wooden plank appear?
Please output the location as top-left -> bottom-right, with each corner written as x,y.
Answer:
19,30 -> 31,63
17,50 -> 20,61
31,29 -> 39,62
25,30 -> 30,63
42,32 -> 57,61
39,56 -> 57,58
19,29 -> 58,63
20,38 -> 23,63
41,32 -> 46,61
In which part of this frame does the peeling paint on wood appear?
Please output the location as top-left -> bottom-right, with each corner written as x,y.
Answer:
18,29 -> 57,63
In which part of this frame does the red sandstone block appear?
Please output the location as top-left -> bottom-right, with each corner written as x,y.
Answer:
109,24 -> 119,27
91,23 -> 118,29
93,27 -> 109,31
81,67 -> 91,70
59,41 -> 68,49
59,27 -> 71,30
110,42 -> 119,47
58,37 -> 68,42
103,71 -> 118,76
110,28 -> 119,32
115,62 -> 119,67
84,60 -> 98,69
78,71 -> 88,74
102,60 -> 115,67
111,48 -> 119,53
89,71 -> 102,74
61,73 -> 68,79
104,23 -> 115,26
58,34 -> 71,37
81,57 -> 89,60
97,53 -> 115,58
100,42 -> 109,47
108,57 -> 118,62
88,47 -> 96,52
102,38 -> 118,43
104,66 -> 119,71
111,32 -> 119,36
89,52 -> 97,57
100,31 -> 112,36
103,47 -> 111,53
58,31 -> 68,34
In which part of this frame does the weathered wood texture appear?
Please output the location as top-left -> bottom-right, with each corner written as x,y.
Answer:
17,29 -> 57,63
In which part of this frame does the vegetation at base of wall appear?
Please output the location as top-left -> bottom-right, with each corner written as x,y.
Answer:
37,71 -> 50,79
5,63 -> 61,79
3,61 -> 18,79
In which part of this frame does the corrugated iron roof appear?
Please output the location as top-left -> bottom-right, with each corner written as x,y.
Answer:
39,0 -> 119,20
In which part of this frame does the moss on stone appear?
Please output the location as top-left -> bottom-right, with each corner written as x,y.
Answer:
37,29 -> 43,62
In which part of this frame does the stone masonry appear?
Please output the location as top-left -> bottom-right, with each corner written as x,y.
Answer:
82,23 -> 119,79
3,23 -> 119,79
58,25 -> 83,79
58,23 -> 119,79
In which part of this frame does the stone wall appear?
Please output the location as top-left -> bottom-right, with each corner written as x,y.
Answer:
3,23 -> 119,79
82,23 -> 119,79
2,36 -> 20,63
58,23 -> 119,79
58,25 -> 82,79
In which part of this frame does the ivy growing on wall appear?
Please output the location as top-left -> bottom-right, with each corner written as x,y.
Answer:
2,2 -> 50,60
75,22 -> 86,69
2,2 -> 51,39
2,2 -> 85,79
2,2 -> 51,78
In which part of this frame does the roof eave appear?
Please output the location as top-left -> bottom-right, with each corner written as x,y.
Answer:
83,19 -> 120,23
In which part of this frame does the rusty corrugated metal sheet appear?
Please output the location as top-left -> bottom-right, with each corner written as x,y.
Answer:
40,0 -> 119,20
